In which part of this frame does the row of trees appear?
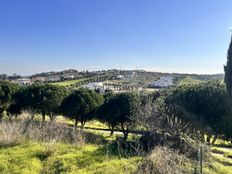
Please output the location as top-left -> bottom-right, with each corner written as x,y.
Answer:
0,81 -> 141,139
1,81 -> 232,142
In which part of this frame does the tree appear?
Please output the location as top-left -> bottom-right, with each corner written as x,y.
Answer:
224,35 -> 232,142
13,84 -> 41,120
0,80 -> 18,120
224,35 -> 232,96
97,92 -> 117,136
13,83 -> 67,121
60,88 -> 104,130
7,102 -> 21,119
165,81 -> 227,144
39,84 -> 68,121
98,92 -> 139,140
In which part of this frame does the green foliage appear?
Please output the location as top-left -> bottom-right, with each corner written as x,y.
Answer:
0,80 -> 18,119
98,92 -> 140,139
224,36 -> 232,96
60,88 -> 104,128
164,81 -> 228,138
12,83 -> 67,120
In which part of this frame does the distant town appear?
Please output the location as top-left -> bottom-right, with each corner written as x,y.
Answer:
0,69 -> 224,92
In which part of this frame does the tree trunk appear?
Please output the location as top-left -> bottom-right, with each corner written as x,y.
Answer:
80,121 -> 85,132
110,129 -> 114,137
74,119 -> 78,130
211,134 -> 218,145
206,134 -> 212,145
49,113 -> 55,122
108,125 -> 115,137
31,113 -> 35,120
121,123 -> 129,141
42,113 -> 46,122
0,108 -> 4,121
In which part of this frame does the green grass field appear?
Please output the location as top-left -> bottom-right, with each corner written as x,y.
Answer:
1,117 -> 232,174
0,142 -> 142,174
177,76 -> 203,85
51,78 -> 89,86
204,140 -> 232,174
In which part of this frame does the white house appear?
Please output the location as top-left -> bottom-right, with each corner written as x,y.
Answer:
149,76 -> 173,88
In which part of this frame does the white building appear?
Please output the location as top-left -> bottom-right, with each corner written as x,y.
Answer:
15,78 -> 32,85
149,76 -> 173,88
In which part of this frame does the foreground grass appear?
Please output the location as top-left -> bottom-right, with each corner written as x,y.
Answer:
204,153 -> 232,174
204,142 -> 232,174
0,142 -> 142,174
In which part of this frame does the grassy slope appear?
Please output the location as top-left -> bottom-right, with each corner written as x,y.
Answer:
51,78 -> 89,86
204,153 -> 232,174
1,117 -> 232,174
204,140 -> 232,174
177,76 -> 203,85
0,142 -> 141,174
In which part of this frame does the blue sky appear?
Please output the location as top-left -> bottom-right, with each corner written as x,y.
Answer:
0,0 -> 232,75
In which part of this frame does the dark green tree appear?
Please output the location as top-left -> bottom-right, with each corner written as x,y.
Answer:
98,92 -> 139,140
0,80 -> 18,120
224,35 -> 232,142
60,88 -> 104,130
40,84 -> 68,121
224,35 -> 232,96
13,83 -> 67,121
97,92 -> 117,136
165,81 -> 227,144
7,102 -> 21,119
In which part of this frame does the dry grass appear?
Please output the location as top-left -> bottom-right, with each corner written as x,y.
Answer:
0,120 -> 85,147
0,121 -> 24,147
137,146 -> 192,174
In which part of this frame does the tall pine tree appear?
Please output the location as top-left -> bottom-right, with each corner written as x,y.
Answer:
224,35 -> 232,96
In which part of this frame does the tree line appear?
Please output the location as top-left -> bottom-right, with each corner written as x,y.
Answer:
1,79 -> 232,142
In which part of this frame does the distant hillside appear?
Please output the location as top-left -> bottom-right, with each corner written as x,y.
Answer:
172,73 -> 224,85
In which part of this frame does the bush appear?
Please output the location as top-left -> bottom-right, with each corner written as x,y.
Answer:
137,146 -> 192,174
0,121 -> 24,147
0,120 -> 85,147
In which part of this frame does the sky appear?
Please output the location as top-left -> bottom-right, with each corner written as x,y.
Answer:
0,0 -> 232,75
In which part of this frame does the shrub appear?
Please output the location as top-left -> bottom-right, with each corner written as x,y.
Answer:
0,121 -> 24,147
137,146 -> 192,174
0,120 -> 85,147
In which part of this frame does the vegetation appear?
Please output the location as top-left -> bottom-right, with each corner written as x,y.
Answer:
51,78 -> 89,87
98,92 -> 139,139
0,80 -> 18,120
10,84 -> 68,121
164,81 -> 228,143
224,35 -> 232,96
1,34 -> 232,174
60,88 -> 104,129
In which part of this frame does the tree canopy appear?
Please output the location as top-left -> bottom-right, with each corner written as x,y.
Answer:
13,83 -> 67,120
0,80 -> 18,120
60,88 -> 104,129
224,35 -> 232,96
164,81 -> 227,142
98,92 -> 139,139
